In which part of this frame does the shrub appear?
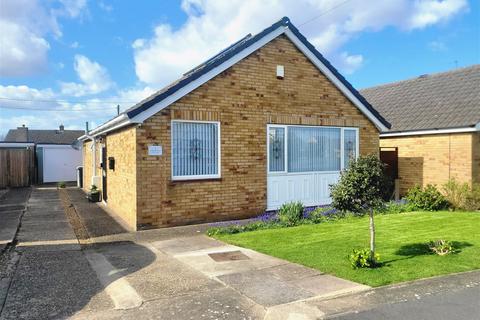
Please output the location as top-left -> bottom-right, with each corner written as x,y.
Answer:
428,240 -> 455,256
349,248 -> 380,269
206,221 -> 272,236
57,181 -> 66,188
308,206 -> 339,223
464,185 -> 480,211
443,179 -> 480,211
90,185 -> 99,193
278,201 -> 304,226
405,185 -> 448,211
330,155 -> 387,214
377,200 -> 412,215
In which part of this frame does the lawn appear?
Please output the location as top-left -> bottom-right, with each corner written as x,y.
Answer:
214,211 -> 480,287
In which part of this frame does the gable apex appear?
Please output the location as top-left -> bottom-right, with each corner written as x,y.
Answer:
87,17 -> 389,137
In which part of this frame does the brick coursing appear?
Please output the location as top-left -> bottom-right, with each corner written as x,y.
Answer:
380,132 -> 478,195
104,127 -> 137,228
132,35 -> 380,228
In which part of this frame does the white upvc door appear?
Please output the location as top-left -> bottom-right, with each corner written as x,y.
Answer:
266,124 -> 358,210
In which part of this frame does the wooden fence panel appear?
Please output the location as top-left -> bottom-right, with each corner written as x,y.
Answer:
0,148 -> 35,188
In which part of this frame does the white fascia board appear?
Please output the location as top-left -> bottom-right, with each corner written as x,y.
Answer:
36,144 -> 77,148
380,126 -> 479,138
0,142 -> 35,147
78,135 -> 88,141
91,118 -> 132,137
88,113 -> 129,136
283,29 -> 388,132
129,26 -> 286,123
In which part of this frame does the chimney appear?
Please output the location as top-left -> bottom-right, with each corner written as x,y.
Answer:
59,124 -> 64,133
16,124 -> 28,142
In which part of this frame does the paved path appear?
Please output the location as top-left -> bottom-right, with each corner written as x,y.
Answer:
0,188 -> 30,252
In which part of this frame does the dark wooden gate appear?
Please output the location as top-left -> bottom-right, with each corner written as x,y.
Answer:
0,148 -> 36,188
380,147 -> 398,180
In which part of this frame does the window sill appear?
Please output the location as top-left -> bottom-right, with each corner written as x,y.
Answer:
170,177 -> 223,184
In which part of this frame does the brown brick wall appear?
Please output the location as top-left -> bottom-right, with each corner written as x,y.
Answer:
473,132 -> 480,184
135,35 -> 380,228
104,127 -> 137,229
380,132 -> 476,194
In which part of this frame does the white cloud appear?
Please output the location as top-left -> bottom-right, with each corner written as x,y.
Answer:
70,41 -> 80,49
60,55 -> 114,97
428,40 -> 448,51
133,0 -> 468,86
0,0 -> 87,77
337,52 -> 364,75
0,83 -> 155,136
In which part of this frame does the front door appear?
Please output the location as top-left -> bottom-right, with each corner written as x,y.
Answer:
101,146 -> 107,201
266,125 -> 358,210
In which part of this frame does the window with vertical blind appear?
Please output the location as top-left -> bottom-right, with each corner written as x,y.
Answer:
172,121 -> 220,180
268,125 -> 358,173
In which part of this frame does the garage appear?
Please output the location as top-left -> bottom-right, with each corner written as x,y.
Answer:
38,145 -> 82,183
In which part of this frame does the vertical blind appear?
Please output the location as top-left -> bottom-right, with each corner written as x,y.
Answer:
344,129 -> 357,168
268,126 -> 357,173
287,127 -> 341,172
269,127 -> 285,172
172,122 -> 219,177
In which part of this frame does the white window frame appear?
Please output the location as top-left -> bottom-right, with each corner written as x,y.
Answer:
267,124 -> 359,175
171,120 -> 221,181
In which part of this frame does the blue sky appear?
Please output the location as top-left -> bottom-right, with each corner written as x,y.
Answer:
0,0 -> 478,137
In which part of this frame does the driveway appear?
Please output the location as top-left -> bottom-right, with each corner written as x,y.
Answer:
1,187 -> 478,319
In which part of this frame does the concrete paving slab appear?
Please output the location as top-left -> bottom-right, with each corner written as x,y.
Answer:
1,251 -> 113,320
262,262 -> 324,282
265,301 -> 325,320
71,286 -> 265,320
92,242 -> 223,301
290,274 -> 370,297
171,245 -> 288,278
152,235 -> 225,254
218,270 -> 314,307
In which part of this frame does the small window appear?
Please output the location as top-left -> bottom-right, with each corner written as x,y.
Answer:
172,121 -> 220,180
269,127 -> 285,172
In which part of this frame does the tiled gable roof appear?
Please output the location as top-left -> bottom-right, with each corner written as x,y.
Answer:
4,128 -> 84,144
361,65 -> 480,132
89,17 -> 389,136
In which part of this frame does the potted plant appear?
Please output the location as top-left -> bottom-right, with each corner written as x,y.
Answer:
87,185 -> 101,202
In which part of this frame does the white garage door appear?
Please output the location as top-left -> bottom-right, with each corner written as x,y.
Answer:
42,145 -> 82,183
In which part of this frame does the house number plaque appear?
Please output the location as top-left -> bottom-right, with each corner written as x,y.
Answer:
148,145 -> 163,156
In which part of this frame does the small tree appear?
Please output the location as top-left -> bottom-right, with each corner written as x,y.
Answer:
330,155 -> 386,265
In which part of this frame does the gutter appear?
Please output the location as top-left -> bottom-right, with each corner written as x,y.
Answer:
87,114 -> 133,137
380,124 -> 479,137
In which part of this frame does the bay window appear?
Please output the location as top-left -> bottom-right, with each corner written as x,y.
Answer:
268,125 -> 358,173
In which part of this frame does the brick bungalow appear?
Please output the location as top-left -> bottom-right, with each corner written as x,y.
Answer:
80,17 -> 390,230
362,65 -> 480,195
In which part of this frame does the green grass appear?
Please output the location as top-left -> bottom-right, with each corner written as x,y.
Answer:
214,211 -> 480,287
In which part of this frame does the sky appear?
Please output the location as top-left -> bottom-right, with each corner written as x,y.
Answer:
0,0 -> 479,137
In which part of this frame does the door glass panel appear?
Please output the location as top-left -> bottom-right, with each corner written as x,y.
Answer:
344,129 -> 357,168
268,127 -> 285,172
288,127 -> 341,172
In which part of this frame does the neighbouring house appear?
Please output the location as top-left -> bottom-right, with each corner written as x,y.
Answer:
80,17 -> 390,230
1,125 -> 84,184
361,65 -> 480,195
